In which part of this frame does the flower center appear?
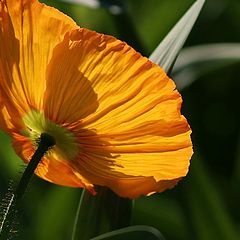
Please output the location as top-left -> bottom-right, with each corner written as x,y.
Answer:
21,110 -> 80,160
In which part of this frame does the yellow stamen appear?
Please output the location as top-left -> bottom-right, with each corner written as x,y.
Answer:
21,110 -> 80,160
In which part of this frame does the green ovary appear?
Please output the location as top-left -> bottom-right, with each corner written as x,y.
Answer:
21,109 -> 80,160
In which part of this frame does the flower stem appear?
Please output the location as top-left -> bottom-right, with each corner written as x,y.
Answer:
72,187 -> 133,240
0,133 -> 55,240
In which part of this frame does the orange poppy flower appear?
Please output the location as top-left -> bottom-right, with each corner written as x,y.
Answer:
0,0 -> 192,198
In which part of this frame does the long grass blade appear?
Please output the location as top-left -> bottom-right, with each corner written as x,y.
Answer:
173,43 -> 240,89
149,0 -> 205,73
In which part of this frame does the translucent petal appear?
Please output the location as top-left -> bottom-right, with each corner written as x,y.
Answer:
0,1 -> 193,197
0,0 -> 77,114
44,28 -> 192,197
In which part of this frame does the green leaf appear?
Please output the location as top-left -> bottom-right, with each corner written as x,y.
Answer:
149,0 -> 205,72
172,43 -> 240,89
91,225 -> 165,240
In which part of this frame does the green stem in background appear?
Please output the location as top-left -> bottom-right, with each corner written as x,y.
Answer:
72,186 -> 133,240
0,133 -> 55,240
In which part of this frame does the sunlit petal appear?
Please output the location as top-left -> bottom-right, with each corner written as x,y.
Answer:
0,0 -> 77,114
0,0 -> 193,197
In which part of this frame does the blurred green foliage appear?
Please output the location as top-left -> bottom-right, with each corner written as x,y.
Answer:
0,0 -> 240,239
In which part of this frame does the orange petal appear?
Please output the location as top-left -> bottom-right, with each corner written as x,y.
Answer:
41,28 -> 192,197
12,133 -> 95,192
0,0 -> 77,116
1,3 -> 193,198
68,151 -> 183,198
43,30 -> 99,124
0,90 -> 22,133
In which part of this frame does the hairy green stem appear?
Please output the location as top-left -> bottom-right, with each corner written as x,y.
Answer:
0,133 -> 55,240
